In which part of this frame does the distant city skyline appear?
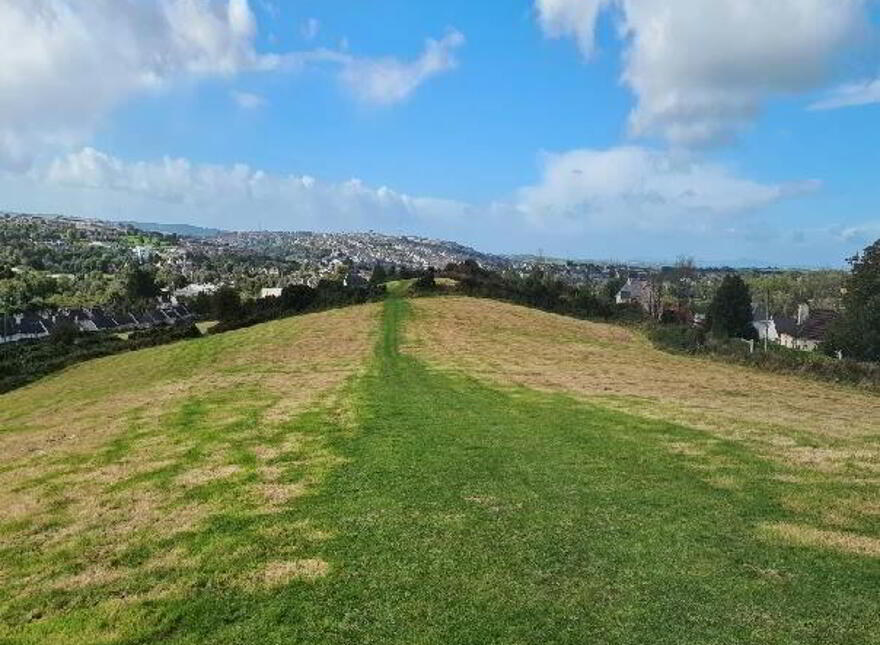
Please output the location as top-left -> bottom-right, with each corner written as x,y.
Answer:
1,1 -> 879,267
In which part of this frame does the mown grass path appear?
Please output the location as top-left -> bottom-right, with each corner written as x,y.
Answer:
3,296 -> 879,644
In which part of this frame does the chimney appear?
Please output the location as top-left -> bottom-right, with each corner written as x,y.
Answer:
797,303 -> 810,326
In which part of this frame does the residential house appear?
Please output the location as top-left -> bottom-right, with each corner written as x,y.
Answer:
615,277 -> 655,313
0,304 -> 194,345
259,287 -> 283,299
776,304 -> 839,352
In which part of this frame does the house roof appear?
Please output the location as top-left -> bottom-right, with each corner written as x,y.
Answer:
773,316 -> 798,337
799,309 -> 839,342
773,310 -> 839,342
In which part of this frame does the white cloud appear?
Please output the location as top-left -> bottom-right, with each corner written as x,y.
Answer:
44,147 -> 476,232
535,0 -> 608,58
338,30 -> 465,106
0,144 -> 835,263
810,78 -> 880,110
535,0 -> 870,145
301,17 -> 320,41
0,0 -> 280,169
0,1 -> 464,168
231,90 -> 266,109
516,146 -> 820,231
42,146 -> 820,238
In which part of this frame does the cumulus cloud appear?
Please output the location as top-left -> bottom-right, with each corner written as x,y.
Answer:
0,0 -> 279,169
516,146 -> 820,230
0,144 -> 831,262
535,0 -> 607,58
44,147 -> 475,232
535,0 -> 870,146
338,30 -> 465,106
42,145 -> 820,238
810,78 -> 880,110
0,1 -> 464,168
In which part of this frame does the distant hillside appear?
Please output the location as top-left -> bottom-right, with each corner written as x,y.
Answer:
216,230 -> 509,271
120,221 -> 226,237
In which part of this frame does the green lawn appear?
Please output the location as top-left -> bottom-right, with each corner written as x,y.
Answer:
1,295 -> 878,643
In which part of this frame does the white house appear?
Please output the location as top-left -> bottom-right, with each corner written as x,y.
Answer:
259,287 -> 284,299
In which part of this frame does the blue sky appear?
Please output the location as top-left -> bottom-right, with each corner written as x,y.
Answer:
1,0 -> 879,266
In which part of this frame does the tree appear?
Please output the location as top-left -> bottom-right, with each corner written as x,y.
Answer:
601,277 -> 625,304
706,274 -> 755,339
670,256 -> 696,310
369,264 -> 388,285
49,319 -> 79,346
124,267 -> 160,302
824,239 -> 880,361
279,284 -> 316,312
190,292 -> 213,316
413,268 -> 437,292
212,286 -> 242,322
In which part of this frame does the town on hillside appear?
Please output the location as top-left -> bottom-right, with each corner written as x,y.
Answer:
0,211 -> 853,356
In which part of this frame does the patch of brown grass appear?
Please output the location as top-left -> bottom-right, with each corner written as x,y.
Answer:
176,465 -> 243,487
0,304 -> 378,603
51,566 -> 130,591
406,298 -> 880,465
760,522 -> 880,557
407,297 -> 880,527
254,559 -> 330,587
253,482 -> 308,508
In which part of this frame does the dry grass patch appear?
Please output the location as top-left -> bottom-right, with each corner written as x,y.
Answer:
176,464 -> 243,487
760,522 -> 880,557
406,298 -> 880,470
254,482 -> 308,508
254,559 -> 330,588
0,304 -> 377,616
406,297 -> 880,529
51,566 -> 130,591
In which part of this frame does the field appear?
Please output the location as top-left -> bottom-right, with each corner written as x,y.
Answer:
1,295 -> 878,643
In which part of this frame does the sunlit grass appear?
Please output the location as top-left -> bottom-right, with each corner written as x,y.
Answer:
0,296 -> 877,643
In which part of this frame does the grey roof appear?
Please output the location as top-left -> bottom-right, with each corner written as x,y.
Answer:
799,309 -> 839,342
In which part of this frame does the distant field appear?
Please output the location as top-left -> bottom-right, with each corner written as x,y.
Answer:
1,295 -> 878,643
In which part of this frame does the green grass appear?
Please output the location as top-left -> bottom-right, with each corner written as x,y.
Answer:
1,296 -> 878,643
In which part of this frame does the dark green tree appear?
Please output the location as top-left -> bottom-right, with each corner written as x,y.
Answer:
279,284 -> 316,312
601,277 -> 625,304
706,274 -> 755,338
49,319 -> 79,346
212,286 -> 242,322
369,264 -> 388,285
824,239 -> 880,361
413,268 -> 437,292
124,267 -> 160,301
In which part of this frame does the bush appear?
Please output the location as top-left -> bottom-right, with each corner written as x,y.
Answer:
208,281 -> 386,335
441,262 -> 635,322
0,323 -> 201,394
49,319 -> 80,346
646,323 -> 706,352
647,323 -> 880,389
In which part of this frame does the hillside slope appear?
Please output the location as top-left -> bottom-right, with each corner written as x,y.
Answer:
1,296 -> 878,644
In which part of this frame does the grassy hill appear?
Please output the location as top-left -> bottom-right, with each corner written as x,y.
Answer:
1,295 -> 878,644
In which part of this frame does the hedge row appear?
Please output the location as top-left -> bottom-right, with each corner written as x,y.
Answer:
0,323 -> 202,394
646,324 -> 880,390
